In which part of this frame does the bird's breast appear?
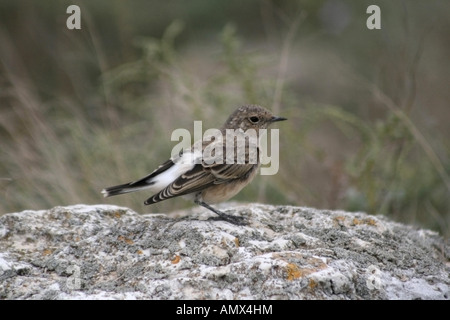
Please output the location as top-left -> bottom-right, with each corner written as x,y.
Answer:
200,165 -> 259,203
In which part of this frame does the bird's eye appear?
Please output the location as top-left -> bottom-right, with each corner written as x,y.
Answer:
249,116 -> 259,123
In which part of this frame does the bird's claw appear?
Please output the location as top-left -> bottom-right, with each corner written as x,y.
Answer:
208,213 -> 248,226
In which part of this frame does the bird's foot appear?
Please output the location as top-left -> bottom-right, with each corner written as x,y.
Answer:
208,212 -> 248,226
196,200 -> 248,226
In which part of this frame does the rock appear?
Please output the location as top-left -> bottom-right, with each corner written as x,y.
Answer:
0,204 -> 448,300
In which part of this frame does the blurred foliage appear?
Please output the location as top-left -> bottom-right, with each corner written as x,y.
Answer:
0,0 -> 449,236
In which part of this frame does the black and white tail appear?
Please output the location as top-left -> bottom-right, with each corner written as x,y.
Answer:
101,181 -> 153,197
101,159 -> 175,198
101,153 -> 197,200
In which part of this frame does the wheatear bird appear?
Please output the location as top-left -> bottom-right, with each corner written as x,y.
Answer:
101,105 -> 286,225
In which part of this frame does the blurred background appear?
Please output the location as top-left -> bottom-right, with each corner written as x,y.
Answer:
1,0 -> 449,236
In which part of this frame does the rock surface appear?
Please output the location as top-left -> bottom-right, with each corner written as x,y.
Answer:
0,204 -> 448,300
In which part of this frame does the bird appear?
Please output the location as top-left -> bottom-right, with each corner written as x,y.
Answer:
101,104 -> 287,225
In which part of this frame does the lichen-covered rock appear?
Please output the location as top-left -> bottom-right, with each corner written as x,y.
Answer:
0,204 -> 448,299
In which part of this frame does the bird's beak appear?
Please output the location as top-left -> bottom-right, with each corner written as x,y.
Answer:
270,116 -> 287,122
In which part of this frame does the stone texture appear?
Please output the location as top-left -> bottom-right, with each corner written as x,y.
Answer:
0,204 -> 448,300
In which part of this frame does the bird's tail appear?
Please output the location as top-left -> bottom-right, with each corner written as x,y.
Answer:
101,181 -> 154,198
101,158 -> 174,198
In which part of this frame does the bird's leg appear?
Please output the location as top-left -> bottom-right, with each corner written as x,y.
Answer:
194,200 -> 248,226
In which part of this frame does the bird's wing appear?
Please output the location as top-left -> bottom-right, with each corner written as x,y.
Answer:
126,158 -> 176,188
144,161 -> 257,205
144,135 -> 259,204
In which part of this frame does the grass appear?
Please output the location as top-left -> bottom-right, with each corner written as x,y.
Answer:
0,1 -> 449,237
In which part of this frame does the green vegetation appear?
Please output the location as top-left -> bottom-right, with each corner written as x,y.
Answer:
1,0 -> 449,236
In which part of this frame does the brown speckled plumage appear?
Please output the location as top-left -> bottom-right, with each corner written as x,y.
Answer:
222,105 -> 284,131
102,105 -> 286,225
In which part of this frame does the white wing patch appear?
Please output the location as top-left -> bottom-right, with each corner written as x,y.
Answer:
146,149 -> 201,193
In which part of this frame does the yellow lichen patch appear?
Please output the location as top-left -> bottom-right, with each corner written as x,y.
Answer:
353,217 -> 377,226
118,235 -> 134,245
42,249 -> 53,256
272,252 -> 305,261
333,216 -> 346,227
234,237 -> 240,247
308,279 -> 317,290
286,263 -> 302,281
171,255 -> 181,264
285,258 -> 328,281
137,250 -> 143,255
114,211 -> 122,218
